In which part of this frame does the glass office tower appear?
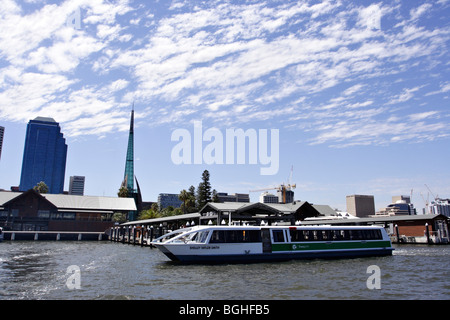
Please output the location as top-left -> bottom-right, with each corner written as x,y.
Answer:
19,117 -> 68,194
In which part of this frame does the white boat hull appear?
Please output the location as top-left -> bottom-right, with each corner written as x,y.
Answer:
152,225 -> 394,264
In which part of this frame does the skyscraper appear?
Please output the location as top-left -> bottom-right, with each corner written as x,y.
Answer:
69,176 -> 85,195
19,117 -> 67,194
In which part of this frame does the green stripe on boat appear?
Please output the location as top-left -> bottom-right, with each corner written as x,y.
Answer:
272,240 -> 392,252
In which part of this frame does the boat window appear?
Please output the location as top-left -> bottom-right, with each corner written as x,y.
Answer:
289,229 -> 304,241
352,230 -> 364,240
343,229 -> 383,241
209,230 -> 261,243
304,230 -> 313,241
287,229 -> 383,242
362,229 -> 382,240
313,230 -> 322,241
329,230 -> 338,240
333,230 -> 342,240
375,229 -> 382,239
197,231 -> 210,243
210,230 -> 224,243
343,230 -> 351,240
272,230 -> 285,243
177,230 -> 209,243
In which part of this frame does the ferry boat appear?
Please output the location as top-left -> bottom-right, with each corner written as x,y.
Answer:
151,225 -> 394,263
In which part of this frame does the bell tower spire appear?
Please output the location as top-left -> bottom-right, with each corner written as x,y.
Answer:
123,104 -> 135,193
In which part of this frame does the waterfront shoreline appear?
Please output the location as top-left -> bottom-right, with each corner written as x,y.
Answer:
1,241 -> 449,300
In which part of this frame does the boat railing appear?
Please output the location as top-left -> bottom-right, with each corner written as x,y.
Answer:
153,228 -> 192,243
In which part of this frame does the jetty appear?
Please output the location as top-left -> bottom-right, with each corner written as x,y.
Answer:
2,230 -> 107,241
108,205 -> 449,245
109,213 -> 201,246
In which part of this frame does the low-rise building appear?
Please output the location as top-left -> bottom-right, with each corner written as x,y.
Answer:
158,193 -> 183,210
346,194 -> 375,217
0,190 -> 136,232
216,192 -> 250,203
69,176 -> 85,196
429,198 -> 450,217
259,192 -> 279,203
199,201 -> 322,225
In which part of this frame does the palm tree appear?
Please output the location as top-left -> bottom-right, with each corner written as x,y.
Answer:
138,209 -> 161,220
179,189 -> 190,214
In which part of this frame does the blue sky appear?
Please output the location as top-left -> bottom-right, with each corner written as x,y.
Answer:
0,0 -> 449,212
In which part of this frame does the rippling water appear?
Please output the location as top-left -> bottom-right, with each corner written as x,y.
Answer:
0,241 -> 448,300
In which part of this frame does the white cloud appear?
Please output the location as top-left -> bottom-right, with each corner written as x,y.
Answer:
342,84 -> 365,96
358,4 -> 382,30
0,0 -> 448,147
387,86 -> 423,105
408,111 -> 439,121
410,3 -> 432,21
425,82 -> 450,96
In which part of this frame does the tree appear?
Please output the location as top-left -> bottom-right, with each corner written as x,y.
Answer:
33,181 -> 49,194
160,206 -> 182,217
117,186 -> 129,198
151,202 -> 159,212
197,170 -> 212,209
138,209 -> 161,220
212,189 -> 220,203
188,185 -> 197,212
179,189 -> 190,214
112,212 -> 127,223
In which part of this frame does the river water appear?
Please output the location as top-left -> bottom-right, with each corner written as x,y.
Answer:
0,241 -> 448,300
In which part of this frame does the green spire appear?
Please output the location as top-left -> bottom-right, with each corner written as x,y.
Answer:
124,104 -> 135,193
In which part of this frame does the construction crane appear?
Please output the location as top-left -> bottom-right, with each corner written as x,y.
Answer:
420,192 -> 430,214
425,184 -> 438,201
249,166 -> 296,203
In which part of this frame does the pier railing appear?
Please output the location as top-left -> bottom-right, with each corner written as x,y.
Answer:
391,231 -> 449,244
2,230 -> 107,241
109,225 -> 162,247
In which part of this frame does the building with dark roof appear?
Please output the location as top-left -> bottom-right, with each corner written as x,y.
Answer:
199,201 -> 322,225
0,190 -> 136,232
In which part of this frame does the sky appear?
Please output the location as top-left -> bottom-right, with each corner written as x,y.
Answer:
0,0 -> 449,213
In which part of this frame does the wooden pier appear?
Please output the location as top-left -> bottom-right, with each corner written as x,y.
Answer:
2,230 -> 107,241
109,213 -> 201,247
108,225 -> 158,247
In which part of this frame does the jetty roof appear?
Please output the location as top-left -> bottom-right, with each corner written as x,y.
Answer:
0,190 -> 136,212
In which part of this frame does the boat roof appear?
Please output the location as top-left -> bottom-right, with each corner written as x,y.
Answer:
173,225 -> 384,231
121,212 -> 201,226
